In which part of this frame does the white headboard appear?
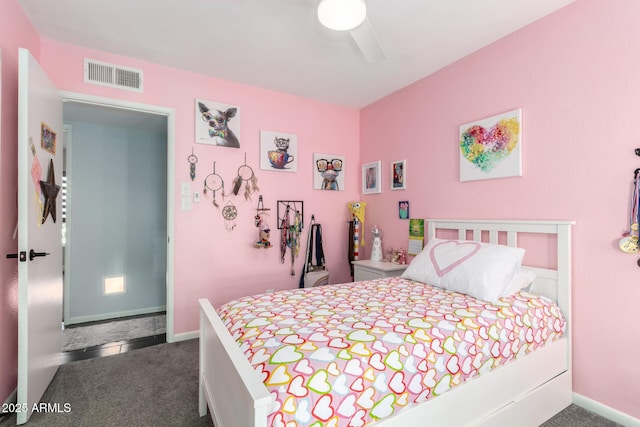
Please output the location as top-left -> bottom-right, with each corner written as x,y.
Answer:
426,219 -> 574,323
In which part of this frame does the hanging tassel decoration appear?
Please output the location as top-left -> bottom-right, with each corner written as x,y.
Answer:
244,181 -> 251,201
188,148 -> 198,181
232,175 -> 242,195
212,189 -> 219,208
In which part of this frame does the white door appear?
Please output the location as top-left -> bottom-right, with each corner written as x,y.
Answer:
16,48 -> 63,425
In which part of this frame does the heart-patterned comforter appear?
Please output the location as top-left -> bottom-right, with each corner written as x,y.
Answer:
218,277 -> 565,427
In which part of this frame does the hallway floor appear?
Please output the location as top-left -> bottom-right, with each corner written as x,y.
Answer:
61,313 -> 166,363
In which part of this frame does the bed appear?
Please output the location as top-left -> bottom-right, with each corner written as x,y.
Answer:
199,219 -> 574,427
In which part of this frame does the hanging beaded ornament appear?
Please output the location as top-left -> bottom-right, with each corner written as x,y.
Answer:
229,153 -> 259,200
187,148 -> 198,181
222,200 -> 238,231
254,195 -> 272,248
203,162 -> 224,208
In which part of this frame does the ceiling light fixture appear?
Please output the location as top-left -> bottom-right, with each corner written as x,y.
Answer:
317,0 -> 367,31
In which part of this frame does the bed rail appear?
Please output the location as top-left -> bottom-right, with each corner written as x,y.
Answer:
199,298 -> 273,427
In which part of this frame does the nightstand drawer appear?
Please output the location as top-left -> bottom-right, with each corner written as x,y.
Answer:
352,260 -> 408,282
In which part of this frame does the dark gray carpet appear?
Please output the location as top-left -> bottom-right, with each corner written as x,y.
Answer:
0,340 -> 212,427
63,314 -> 166,351
0,339 -> 622,426
542,404 -> 623,427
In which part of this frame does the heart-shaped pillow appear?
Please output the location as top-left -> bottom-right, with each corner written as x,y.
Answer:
401,238 -> 525,302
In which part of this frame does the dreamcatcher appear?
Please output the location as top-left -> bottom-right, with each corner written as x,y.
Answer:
203,162 -> 224,208
222,201 -> 238,231
229,153 -> 259,200
187,148 -> 198,181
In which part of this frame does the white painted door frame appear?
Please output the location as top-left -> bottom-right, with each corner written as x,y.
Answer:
60,91 -> 176,343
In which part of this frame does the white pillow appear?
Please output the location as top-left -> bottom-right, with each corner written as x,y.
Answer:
503,268 -> 537,296
401,238 -> 525,302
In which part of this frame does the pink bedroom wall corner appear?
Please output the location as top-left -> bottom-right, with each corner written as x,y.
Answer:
360,0 -> 640,420
38,38 -> 361,335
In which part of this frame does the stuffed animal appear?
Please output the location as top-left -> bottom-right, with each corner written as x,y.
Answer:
347,202 -> 367,260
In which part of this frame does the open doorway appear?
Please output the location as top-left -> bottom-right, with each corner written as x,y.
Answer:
60,98 -> 174,353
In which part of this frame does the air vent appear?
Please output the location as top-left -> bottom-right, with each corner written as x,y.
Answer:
84,58 -> 143,93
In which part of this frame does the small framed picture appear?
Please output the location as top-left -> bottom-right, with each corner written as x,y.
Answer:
399,201 -> 409,219
391,159 -> 406,190
41,122 -> 57,155
313,153 -> 345,191
195,98 -> 241,148
260,130 -> 298,172
362,161 -> 381,194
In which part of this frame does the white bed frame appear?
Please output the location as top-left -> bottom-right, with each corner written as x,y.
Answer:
199,219 -> 575,427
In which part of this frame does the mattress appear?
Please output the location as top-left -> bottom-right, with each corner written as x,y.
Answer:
218,277 -> 566,427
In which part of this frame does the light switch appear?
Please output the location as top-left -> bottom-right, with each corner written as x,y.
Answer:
181,182 -> 190,197
194,192 -> 201,203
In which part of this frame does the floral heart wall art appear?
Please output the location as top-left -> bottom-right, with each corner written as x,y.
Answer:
459,109 -> 522,182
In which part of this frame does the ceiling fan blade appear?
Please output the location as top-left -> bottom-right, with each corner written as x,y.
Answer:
350,17 -> 385,63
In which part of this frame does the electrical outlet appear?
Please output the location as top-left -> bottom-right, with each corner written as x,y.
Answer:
194,191 -> 201,203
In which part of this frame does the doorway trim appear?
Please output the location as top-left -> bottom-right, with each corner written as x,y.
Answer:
60,90 -> 176,343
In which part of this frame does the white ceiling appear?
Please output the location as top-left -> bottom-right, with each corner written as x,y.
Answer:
19,0 -> 575,108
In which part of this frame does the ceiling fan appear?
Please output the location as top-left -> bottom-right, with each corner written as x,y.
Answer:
316,0 -> 386,63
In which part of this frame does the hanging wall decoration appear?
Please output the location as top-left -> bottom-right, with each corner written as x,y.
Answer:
195,99 -> 240,148
229,153 -> 259,200
222,201 -> 238,231
362,161 -> 381,194
277,201 -> 304,230
29,137 -> 43,220
313,153 -> 345,191
254,195 -> 272,248
619,161 -> 640,253
459,108 -> 522,182
391,159 -> 407,190
259,130 -> 298,172
277,201 -> 304,275
40,158 -> 60,224
399,201 -> 410,219
41,122 -> 57,155
203,162 -> 224,208
187,148 -> 198,181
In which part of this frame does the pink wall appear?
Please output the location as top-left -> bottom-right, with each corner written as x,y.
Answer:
0,0 -> 41,404
38,40 -> 361,335
361,0 -> 640,419
4,0 -> 638,419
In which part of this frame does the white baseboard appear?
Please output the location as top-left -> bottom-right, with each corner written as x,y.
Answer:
573,392 -> 640,426
171,330 -> 198,343
3,388 -> 16,406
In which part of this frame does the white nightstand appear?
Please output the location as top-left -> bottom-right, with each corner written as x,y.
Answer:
352,260 -> 409,281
